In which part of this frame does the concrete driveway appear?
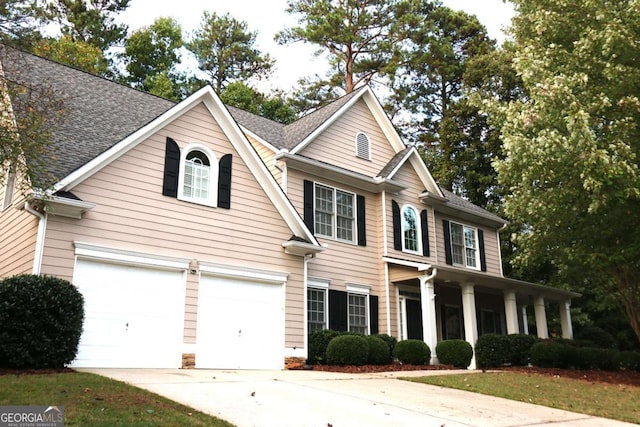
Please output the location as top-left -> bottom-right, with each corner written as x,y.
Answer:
79,368 -> 635,427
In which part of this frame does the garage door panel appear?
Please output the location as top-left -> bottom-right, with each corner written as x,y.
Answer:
197,276 -> 284,370
71,260 -> 185,368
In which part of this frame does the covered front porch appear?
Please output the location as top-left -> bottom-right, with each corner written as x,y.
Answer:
384,258 -> 580,369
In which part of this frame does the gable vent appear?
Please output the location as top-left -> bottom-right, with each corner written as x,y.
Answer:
355,132 -> 371,160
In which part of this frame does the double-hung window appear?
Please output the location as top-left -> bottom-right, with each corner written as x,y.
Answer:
450,222 -> 478,268
307,288 -> 327,333
314,183 -> 355,242
348,293 -> 368,334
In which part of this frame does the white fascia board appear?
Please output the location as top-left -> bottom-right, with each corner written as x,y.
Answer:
384,147 -> 444,199
290,89 -> 368,155
198,93 -> 320,247
382,256 -> 432,271
360,89 -> 408,153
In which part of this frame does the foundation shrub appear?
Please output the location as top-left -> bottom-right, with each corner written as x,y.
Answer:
308,329 -> 340,364
366,336 -> 392,365
0,274 -> 84,369
575,326 -> 616,349
373,333 -> 397,356
393,339 -> 431,365
619,351 -> 640,371
436,340 -> 473,368
530,341 -> 571,368
326,335 -> 369,366
506,334 -> 537,366
475,334 -> 509,368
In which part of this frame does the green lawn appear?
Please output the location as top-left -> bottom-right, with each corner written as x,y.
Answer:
403,372 -> 640,424
0,371 -> 234,427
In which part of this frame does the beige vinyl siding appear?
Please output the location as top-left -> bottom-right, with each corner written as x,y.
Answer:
385,162 -> 437,264
0,199 -> 37,277
298,99 -> 397,177
38,103 -> 306,348
246,134 -> 282,185
434,212 -> 502,277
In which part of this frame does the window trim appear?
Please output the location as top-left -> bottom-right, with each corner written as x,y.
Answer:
448,221 -> 480,270
177,143 -> 218,207
307,278 -> 330,332
401,204 -> 421,255
314,182 -> 356,244
355,131 -> 371,160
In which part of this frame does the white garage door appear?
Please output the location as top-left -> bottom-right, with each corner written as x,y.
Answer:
71,259 -> 185,368
197,275 -> 284,369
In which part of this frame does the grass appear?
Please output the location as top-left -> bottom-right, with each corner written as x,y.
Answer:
403,372 -> 640,424
0,371 -> 234,427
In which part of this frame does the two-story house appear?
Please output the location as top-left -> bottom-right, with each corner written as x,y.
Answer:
0,45 -> 577,370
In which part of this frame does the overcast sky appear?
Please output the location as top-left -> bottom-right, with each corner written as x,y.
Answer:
117,0 -> 514,93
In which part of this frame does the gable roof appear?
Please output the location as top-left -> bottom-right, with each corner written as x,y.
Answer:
1,45 -> 320,248
0,44 -> 175,185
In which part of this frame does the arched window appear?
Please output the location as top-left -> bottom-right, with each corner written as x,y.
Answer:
178,144 -> 218,206
402,205 -> 420,253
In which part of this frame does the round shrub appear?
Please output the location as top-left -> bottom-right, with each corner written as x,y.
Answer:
575,326 -> 616,349
436,340 -> 473,368
393,339 -> 431,365
308,329 -> 340,364
374,333 -> 397,356
0,274 -> 84,369
326,335 -> 369,366
619,351 -> 640,371
475,334 -> 509,368
366,336 -> 391,365
530,341 -> 570,368
506,334 -> 537,366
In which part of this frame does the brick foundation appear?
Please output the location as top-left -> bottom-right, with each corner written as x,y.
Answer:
182,353 -> 196,369
284,357 -> 306,370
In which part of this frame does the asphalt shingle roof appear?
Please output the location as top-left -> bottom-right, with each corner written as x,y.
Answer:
0,44 -> 175,185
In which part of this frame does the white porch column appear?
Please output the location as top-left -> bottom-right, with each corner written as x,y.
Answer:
521,306 -> 530,335
419,275 -> 438,365
533,296 -> 549,339
560,299 -> 573,339
461,282 -> 478,369
504,290 -> 519,335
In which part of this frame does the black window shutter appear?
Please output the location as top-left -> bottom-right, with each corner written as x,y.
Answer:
420,209 -> 430,257
162,137 -> 180,197
217,154 -> 232,209
329,290 -> 347,331
443,220 -> 453,265
392,200 -> 402,251
357,195 -> 366,246
303,180 -> 315,234
369,295 -> 379,335
478,229 -> 487,272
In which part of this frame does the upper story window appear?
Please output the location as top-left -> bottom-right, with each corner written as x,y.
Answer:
355,132 -> 371,160
449,221 -> 478,269
314,183 -> 355,243
178,144 -> 218,207
402,205 -> 421,253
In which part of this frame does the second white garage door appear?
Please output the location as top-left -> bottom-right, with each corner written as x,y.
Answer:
196,275 -> 284,369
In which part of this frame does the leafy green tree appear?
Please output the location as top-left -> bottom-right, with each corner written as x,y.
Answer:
46,0 -> 130,52
221,81 -> 297,124
0,0 -> 45,47
493,0 -> 640,343
121,17 -> 184,100
186,11 -> 273,93
32,35 -> 108,75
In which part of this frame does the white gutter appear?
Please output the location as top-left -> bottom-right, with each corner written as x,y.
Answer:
23,201 -> 47,275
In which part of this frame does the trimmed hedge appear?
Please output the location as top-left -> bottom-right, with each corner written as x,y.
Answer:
374,333 -> 397,356
308,329 -> 340,364
0,274 -> 84,369
366,336 -> 392,365
436,340 -> 473,368
326,335 -> 369,366
575,326 -> 616,349
506,334 -> 537,366
529,340 -> 639,371
393,339 -> 431,365
475,334 -> 510,368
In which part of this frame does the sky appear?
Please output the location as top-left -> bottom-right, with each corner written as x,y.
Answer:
116,0 -> 515,93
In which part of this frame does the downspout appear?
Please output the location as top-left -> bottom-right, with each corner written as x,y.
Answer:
23,201 -> 47,275
382,190 -> 391,333
302,253 -> 314,360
